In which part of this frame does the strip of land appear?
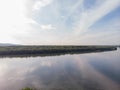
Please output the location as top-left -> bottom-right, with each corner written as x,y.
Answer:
0,45 -> 117,57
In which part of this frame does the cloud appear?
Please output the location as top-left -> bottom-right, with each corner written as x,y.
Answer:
0,0 -> 119,45
79,31 -> 120,45
33,0 -> 53,11
74,0 -> 120,34
0,0 -> 54,44
40,24 -> 56,30
72,18 -> 120,45
62,0 -> 84,23
0,0 -> 34,43
18,0 -> 120,45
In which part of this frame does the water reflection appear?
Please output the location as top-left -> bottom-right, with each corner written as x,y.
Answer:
0,49 -> 120,90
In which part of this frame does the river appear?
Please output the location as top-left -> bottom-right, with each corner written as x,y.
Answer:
0,48 -> 120,90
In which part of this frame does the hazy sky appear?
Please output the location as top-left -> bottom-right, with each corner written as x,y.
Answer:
0,0 -> 120,45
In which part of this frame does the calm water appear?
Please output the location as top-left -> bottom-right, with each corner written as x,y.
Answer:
0,48 -> 120,90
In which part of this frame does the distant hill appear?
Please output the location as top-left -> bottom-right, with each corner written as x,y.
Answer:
0,43 -> 20,46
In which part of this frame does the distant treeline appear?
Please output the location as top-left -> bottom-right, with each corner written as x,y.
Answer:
0,46 -> 117,57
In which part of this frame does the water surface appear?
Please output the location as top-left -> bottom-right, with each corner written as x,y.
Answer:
0,49 -> 120,90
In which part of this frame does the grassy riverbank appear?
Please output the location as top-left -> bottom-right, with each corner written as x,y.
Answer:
0,45 -> 117,57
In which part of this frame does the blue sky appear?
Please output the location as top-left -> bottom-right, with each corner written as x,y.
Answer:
0,0 -> 120,45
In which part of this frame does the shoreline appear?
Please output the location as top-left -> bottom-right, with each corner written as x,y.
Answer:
0,46 -> 117,57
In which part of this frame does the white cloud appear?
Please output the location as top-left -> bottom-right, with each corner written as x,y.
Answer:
79,31 -> 120,45
74,0 -> 120,34
0,0 -> 35,43
72,18 -> 120,45
62,0 -> 84,23
0,0 -> 119,45
33,0 -> 53,11
40,24 -> 56,30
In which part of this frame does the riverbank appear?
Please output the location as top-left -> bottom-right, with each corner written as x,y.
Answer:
0,46 -> 117,57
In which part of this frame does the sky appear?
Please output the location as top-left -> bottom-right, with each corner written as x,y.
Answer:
0,0 -> 120,45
